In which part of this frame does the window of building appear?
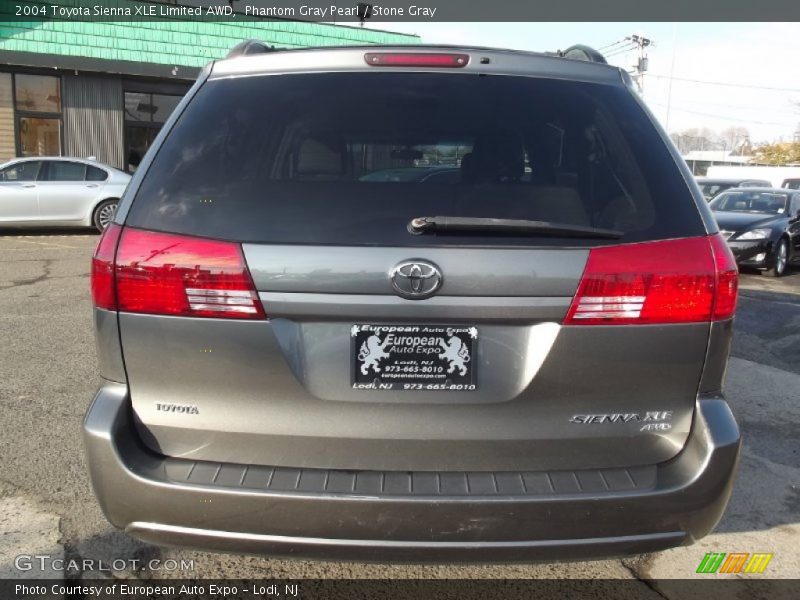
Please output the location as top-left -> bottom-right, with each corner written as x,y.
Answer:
150,94 -> 181,122
18,117 -> 61,157
124,92 -> 180,124
11,73 -> 62,157
124,92 -> 151,123
124,90 -> 182,172
14,74 -> 61,113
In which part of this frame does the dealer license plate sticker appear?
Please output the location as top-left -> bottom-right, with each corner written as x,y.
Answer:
351,325 -> 477,391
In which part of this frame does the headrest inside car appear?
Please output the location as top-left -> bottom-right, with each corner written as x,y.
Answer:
461,131 -> 525,183
296,138 -> 344,176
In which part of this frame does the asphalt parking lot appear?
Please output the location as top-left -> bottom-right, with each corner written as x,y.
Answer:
0,230 -> 797,588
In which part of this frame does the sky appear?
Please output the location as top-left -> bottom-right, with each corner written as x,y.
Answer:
362,22 -> 800,145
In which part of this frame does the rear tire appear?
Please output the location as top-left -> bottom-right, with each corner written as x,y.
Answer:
764,239 -> 788,277
93,199 -> 118,232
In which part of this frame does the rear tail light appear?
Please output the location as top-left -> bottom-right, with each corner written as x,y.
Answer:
564,235 -> 738,325
709,233 -> 739,320
91,223 -> 122,310
90,227 -> 264,320
364,52 -> 469,68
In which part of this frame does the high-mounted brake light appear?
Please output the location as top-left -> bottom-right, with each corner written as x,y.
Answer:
364,52 -> 469,68
564,235 -> 738,325
108,228 -> 264,320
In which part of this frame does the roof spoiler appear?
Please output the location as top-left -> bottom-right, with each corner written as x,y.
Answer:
225,41 -> 608,64
227,39 -> 277,59
558,45 -> 607,64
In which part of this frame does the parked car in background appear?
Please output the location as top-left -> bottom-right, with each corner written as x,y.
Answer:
782,178 -> 800,190
0,157 -> 130,232
706,165 -> 800,188
695,177 -> 771,202
710,187 -> 800,277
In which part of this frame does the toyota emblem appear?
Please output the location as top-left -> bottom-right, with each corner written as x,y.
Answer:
390,260 -> 442,299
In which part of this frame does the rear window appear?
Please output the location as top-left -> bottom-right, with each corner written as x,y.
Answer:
698,183 -> 733,201
127,72 -> 705,246
86,165 -> 109,181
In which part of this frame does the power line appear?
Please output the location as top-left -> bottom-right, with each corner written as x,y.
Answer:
649,102 -> 797,126
604,43 -> 637,56
597,39 -> 629,52
664,24 -> 677,131
605,47 -> 636,59
648,73 -> 800,93
599,37 -> 638,58
668,97 -> 799,113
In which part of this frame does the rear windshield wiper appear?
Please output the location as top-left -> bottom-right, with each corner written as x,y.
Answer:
408,216 -> 623,239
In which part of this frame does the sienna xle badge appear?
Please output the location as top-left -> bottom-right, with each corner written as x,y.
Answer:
84,43 -> 741,562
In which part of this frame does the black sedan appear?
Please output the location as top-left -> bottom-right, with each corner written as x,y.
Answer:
710,188 -> 800,277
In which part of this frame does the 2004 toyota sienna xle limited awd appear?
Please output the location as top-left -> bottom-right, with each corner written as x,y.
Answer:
84,43 -> 741,562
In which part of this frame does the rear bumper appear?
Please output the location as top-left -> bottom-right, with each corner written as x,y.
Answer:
84,383 -> 740,562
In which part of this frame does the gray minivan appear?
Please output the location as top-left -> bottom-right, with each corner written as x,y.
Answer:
84,44 -> 741,561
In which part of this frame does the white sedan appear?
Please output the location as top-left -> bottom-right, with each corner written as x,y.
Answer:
0,157 -> 131,231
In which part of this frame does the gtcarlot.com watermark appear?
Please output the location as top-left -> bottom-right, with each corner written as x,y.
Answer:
14,554 -> 195,573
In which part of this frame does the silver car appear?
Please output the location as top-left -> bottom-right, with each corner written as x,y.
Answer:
84,44 -> 741,562
0,156 -> 130,231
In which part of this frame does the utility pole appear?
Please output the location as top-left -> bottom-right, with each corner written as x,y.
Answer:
598,35 -> 653,93
664,24 -> 677,131
628,35 -> 652,93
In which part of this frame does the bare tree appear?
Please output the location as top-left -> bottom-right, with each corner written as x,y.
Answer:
670,127 -> 751,155
718,126 -> 751,153
670,128 -> 723,154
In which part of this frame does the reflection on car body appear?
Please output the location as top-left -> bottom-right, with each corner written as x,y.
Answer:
359,166 -> 462,183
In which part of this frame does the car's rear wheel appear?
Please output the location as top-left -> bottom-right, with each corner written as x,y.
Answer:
765,238 -> 788,277
93,199 -> 118,232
